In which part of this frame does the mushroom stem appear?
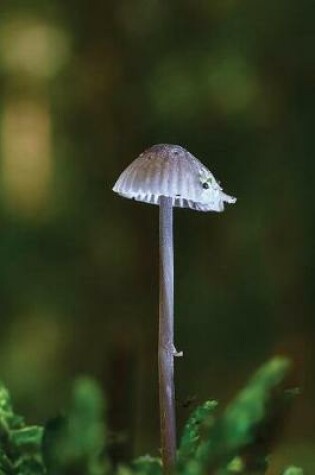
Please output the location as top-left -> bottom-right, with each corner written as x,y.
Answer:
159,195 -> 176,473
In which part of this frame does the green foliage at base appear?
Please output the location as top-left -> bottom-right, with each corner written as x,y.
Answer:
282,468 -> 304,475
42,378 -> 108,475
0,385 -> 43,474
178,357 -> 299,474
0,358 -> 302,474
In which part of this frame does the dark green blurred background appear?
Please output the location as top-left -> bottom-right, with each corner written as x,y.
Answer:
0,0 -> 314,472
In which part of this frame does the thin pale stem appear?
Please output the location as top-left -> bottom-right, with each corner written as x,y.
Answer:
159,196 -> 176,473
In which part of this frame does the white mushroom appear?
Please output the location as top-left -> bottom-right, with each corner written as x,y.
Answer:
112,144 -> 236,473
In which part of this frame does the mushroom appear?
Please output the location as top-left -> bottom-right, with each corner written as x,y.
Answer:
113,144 -> 236,472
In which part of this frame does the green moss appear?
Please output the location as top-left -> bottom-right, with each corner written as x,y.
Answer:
0,358 -> 303,474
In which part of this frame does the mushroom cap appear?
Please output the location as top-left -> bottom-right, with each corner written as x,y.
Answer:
112,144 -> 236,212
